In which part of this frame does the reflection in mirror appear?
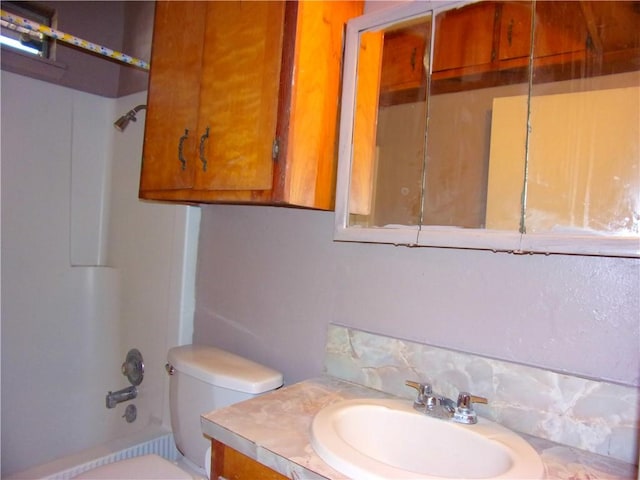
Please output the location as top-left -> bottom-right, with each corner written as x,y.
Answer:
349,14 -> 431,229
348,2 -> 536,231
427,2 -> 531,230
338,1 -> 639,256
525,2 -> 639,236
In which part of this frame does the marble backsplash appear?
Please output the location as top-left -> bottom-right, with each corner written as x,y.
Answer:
323,324 -> 639,465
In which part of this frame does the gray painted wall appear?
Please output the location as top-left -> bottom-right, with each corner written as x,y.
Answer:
193,204 -> 639,388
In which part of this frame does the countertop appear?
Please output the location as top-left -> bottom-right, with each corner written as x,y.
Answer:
201,376 -> 638,480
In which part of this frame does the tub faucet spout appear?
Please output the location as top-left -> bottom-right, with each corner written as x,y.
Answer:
106,385 -> 137,409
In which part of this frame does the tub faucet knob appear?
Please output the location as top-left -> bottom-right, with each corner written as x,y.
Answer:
121,349 -> 144,386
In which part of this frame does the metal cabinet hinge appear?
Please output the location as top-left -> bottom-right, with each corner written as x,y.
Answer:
272,138 -> 280,162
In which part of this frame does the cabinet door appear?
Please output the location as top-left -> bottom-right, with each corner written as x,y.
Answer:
432,2 -> 497,74
194,1 -> 285,192
533,1 -> 586,60
499,1 -> 586,65
275,0 -> 364,209
498,2 -> 533,63
212,440 -> 288,480
378,21 -> 430,106
140,1 -> 206,193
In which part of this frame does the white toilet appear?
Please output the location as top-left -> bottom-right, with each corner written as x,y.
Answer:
74,344 -> 283,479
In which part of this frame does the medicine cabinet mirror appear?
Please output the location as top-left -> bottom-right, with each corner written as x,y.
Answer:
334,1 -> 640,256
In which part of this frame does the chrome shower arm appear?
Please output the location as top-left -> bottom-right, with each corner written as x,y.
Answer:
113,104 -> 147,132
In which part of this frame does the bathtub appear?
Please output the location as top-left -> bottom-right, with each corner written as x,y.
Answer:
5,427 -> 179,480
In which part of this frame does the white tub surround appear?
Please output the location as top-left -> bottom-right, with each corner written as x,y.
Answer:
1,71 -> 199,476
201,376 -> 637,480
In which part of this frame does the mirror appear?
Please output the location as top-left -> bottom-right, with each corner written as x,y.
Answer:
349,13 -> 431,230
335,1 -> 640,256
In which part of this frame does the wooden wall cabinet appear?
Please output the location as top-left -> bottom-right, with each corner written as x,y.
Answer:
211,439 -> 288,480
377,1 -> 639,96
140,1 -> 363,210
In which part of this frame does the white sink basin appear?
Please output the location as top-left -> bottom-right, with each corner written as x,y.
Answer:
311,398 -> 545,480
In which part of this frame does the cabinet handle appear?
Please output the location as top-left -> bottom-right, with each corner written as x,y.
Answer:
199,127 -> 210,172
507,19 -> 514,47
178,129 -> 189,171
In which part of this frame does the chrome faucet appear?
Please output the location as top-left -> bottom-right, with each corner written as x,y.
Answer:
454,391 -> 489,424
405,380 -> 488,424
105,385 -> 137,409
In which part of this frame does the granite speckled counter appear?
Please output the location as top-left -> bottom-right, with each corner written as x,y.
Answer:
201,376 -> 638,480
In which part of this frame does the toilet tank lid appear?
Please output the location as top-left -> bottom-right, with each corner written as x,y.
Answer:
167,345 -> 283,394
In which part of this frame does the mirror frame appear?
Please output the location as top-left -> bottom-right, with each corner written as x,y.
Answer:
334,1 -> 640,257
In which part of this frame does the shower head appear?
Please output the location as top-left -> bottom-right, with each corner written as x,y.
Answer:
114,104 -> 147,132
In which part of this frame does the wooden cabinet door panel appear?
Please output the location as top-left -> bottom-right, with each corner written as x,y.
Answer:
212,440 -> 288,480
533,2 -> 587,59
380,24 -> 429,93
498,2 -> 533,62
280,0 -> 364,209
194,1 -> 285,192
140,1 -> 206,193
433,2 -> 497,72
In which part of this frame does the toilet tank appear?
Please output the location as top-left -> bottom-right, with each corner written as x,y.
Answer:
166,344 -> 283,469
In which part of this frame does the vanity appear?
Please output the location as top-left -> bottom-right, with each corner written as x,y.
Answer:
202,378 -> 636,480
201,325 -> 639,479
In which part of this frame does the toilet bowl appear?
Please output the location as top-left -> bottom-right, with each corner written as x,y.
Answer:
73,345 -> 283,479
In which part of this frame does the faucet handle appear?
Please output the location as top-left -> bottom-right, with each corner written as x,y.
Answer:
405,380 -> 432,408
454,392 -> 488,424
457,392 -> 488,409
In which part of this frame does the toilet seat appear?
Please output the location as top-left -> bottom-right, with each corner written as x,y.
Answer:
72,454 -> 194,479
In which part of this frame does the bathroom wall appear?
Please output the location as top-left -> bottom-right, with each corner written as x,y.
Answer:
0,71 -> 197,476
193,0 -> 638,402
193,204 -> 639,390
